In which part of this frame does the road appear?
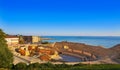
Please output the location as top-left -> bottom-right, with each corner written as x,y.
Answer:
13,55 -> 30,65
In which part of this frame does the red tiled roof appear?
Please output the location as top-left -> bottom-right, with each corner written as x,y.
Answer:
6,35 -> 18,38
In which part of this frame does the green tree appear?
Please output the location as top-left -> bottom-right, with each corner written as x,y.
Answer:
27,63 -> 40,70
0,29 -> 13,68
15,62 -> 27,70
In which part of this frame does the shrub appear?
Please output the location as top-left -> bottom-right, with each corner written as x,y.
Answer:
14,62 -> 27,70
0,29 -> 13,68
41,41 -> 49,44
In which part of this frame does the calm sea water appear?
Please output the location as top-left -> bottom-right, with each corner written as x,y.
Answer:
42,36 -> 120,48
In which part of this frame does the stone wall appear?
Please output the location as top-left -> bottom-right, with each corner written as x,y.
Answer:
53,42 -> 98,60
53,42 -> 114,60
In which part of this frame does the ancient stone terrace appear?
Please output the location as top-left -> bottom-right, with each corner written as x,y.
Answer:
53,41 -> 116,61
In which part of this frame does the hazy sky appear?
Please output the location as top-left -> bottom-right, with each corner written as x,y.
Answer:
0,0 -> 120,36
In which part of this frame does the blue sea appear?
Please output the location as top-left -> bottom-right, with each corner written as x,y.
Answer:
42,36 -> 120,48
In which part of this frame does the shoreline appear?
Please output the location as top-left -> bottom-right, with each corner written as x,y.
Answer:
41,36 -> 120,48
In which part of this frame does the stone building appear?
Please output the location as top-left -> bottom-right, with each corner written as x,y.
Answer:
23,36 -> 41,44
32,36 -> 41,44
5,35 -> 19,45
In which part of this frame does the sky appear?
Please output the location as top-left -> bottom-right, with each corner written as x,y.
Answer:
0,0 -> 120,36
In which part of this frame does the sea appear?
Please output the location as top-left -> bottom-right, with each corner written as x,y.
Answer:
41,36 -> 120,62
42,36 -> 120,48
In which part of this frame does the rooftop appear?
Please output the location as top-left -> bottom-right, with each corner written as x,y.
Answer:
6,35 -> 18,38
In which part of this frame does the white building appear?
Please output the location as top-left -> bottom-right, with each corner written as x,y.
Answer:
5,36 -> 19,45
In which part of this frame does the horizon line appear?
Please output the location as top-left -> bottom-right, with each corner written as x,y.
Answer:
7,34 -> 120,37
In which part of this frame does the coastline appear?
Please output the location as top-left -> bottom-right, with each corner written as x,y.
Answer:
41,36 -> 120,48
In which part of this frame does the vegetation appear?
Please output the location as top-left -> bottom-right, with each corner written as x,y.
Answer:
41,41 -> 49,44
0,29 -> 13,68
1,63 -> 120,70
14,63 -> 27,70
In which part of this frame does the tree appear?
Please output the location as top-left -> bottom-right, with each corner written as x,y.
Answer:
27,63 -> 40,70
15,62 -> 27,70
0,29 -> 13,68
41,41 -> 49,44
